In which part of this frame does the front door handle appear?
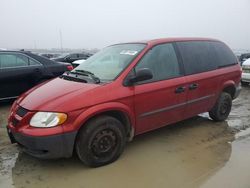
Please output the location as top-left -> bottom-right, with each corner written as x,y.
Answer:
175,86 -> 186,94
189,83 -> 199,90
34,68 -> 41,73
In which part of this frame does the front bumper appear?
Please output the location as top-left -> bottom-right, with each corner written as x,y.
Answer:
7,127 -> 77,159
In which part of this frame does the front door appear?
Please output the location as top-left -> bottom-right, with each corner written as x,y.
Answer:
132,43 -> 187,134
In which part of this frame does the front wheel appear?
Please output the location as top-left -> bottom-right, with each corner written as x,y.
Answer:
75,116 -> 126,167
209,92 -> 232,121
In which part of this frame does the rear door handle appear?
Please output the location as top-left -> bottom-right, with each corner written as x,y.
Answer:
175,86 -> 186,94
189,83 -> 199,90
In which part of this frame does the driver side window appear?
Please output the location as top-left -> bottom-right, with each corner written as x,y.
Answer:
135,43 -> 181,83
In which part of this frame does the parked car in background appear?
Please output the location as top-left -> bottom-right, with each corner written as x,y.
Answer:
7,38 -> 241,167
38,53 -> 61,59
51,52 -> 92,64
0,51 -> 73,101
72,59 -> 86,68
239,53 -> 250,65
241,58 -> 250,86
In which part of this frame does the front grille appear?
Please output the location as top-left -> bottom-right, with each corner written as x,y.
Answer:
10,106 -> 29,127
12,118 -> 19,126
16,106 -> 28,117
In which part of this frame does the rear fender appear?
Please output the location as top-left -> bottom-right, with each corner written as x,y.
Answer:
220,80 -> 236,98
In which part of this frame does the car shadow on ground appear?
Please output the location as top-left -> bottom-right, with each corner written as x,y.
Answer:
8,115 -> 235,188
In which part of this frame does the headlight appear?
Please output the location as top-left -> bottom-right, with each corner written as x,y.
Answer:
30,112 -> 67,128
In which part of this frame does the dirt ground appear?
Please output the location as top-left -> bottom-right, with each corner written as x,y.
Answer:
0,87 -> 250,188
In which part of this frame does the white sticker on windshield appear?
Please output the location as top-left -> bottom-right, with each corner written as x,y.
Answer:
120,50 -> 138,56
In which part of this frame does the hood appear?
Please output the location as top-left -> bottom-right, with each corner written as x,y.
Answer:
18,78 -> 101,111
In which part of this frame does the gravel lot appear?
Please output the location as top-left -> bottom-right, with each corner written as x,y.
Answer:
0,87 -> 250,188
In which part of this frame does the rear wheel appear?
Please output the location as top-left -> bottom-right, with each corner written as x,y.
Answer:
209,92 -> 232,121
76,116 -> 126,167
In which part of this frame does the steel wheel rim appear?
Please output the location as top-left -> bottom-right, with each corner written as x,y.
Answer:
91,129 -> 118,157
220,98 -> 230,115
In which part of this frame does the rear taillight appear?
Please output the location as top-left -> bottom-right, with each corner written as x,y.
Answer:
67,65 -> 73,71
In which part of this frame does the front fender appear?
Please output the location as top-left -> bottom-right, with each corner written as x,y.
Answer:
72,102 -> 135,131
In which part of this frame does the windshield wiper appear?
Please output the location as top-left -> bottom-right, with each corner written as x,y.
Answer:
60,73 -> 87,83
73,70 -> 100,84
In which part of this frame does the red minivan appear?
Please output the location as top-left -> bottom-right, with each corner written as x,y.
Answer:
7,38 -> 241,167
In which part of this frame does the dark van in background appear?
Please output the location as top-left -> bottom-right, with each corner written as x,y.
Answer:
51,52 -> 92,64
7,38 -> 241,167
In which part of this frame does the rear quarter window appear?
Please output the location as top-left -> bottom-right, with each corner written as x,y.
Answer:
211,42 -> 238,67
29,58 -> 41,65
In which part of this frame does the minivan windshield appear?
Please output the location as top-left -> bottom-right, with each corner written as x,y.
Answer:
73,43 -> 146,81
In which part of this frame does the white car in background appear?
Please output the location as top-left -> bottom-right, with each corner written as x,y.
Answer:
241,58 -> 250,86
72,59 -> 86,68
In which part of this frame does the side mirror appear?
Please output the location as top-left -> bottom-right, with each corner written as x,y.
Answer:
124,68 -> 153,86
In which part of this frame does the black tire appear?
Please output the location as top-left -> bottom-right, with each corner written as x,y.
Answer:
75,115 -> 126,167
241,81 -> 249,86
209,92 -> 232,121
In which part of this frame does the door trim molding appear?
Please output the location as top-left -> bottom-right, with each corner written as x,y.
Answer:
139,94 -> 215,118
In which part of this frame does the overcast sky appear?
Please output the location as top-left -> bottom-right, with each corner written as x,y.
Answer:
0,0 -> 250,50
